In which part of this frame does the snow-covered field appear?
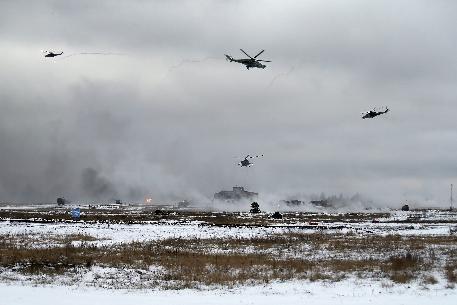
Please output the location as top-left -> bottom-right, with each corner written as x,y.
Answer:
1,207 -> 457,304
1,279 -> 457,305
0,210 -> 455,246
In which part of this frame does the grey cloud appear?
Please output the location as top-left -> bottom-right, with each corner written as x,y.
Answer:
0,1 -> 456,207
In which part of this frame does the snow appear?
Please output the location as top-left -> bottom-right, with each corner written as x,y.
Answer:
1,279 -> 456,305
1,209 -> 456,303
0,217 -> 452,248
0,221 -> 291,246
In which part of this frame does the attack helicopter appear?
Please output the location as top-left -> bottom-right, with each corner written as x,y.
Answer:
225,49 -> 271,70
42,50 -> 64,58
238,154 -> 264,167
361,107 -> 389,119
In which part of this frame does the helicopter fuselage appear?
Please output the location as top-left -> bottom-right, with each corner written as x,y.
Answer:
235,58 -> 266,69
44,52 -> 63,58
362,109 -> 389,119
225,55 -> 267,69
235,58 -> 267,69
239,159 -> 252,167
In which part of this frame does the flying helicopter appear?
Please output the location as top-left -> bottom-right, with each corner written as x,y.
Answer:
238,154 -> 264,167
42,50 -> 64,58
361,107 -> 389,119
225,49 -> 271,70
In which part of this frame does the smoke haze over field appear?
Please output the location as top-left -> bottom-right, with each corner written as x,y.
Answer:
1,1 -> 457,206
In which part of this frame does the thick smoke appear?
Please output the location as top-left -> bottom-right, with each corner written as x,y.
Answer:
80,168 -> 118,201
210,192 -> 383,213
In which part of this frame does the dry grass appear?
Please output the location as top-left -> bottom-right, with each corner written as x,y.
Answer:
388,253 -> 422,271
1,231 -> 456,288
422,275 -> 438,285
445,264 -> 457,283
0,205 -> 456,287
2,208 -> 457,289
383,252 -> 422,283
389,272 -> 415,283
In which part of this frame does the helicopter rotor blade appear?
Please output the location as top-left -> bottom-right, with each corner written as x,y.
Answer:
257,60 -> 271,62
254,50 -> 265,58
251,154 -> 264,159
240,49 -> 254,59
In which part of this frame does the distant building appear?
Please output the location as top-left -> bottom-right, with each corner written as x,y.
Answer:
214,186 -> 258,202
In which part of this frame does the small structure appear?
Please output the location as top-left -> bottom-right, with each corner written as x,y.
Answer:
115,199 -> 122,205
154,209 -> 165,216
57,197 -> 66,206
214,186 -> 258,202
71,207 -> 81,220
250,202 -> 261,213
450,184 -> 453,211
401,204 -> 410,211
271,211 -> 283,219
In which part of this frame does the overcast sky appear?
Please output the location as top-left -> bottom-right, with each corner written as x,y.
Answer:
1,0 -> 456,206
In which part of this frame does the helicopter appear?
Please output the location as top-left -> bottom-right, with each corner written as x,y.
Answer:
225,49 -> 271,70
42,50 -> 64,58
238,154 -> 264,167
361,107 -> 389,119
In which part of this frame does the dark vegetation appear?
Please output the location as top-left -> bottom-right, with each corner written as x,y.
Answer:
0,208 -> 407,226
2,207 -> 455,227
